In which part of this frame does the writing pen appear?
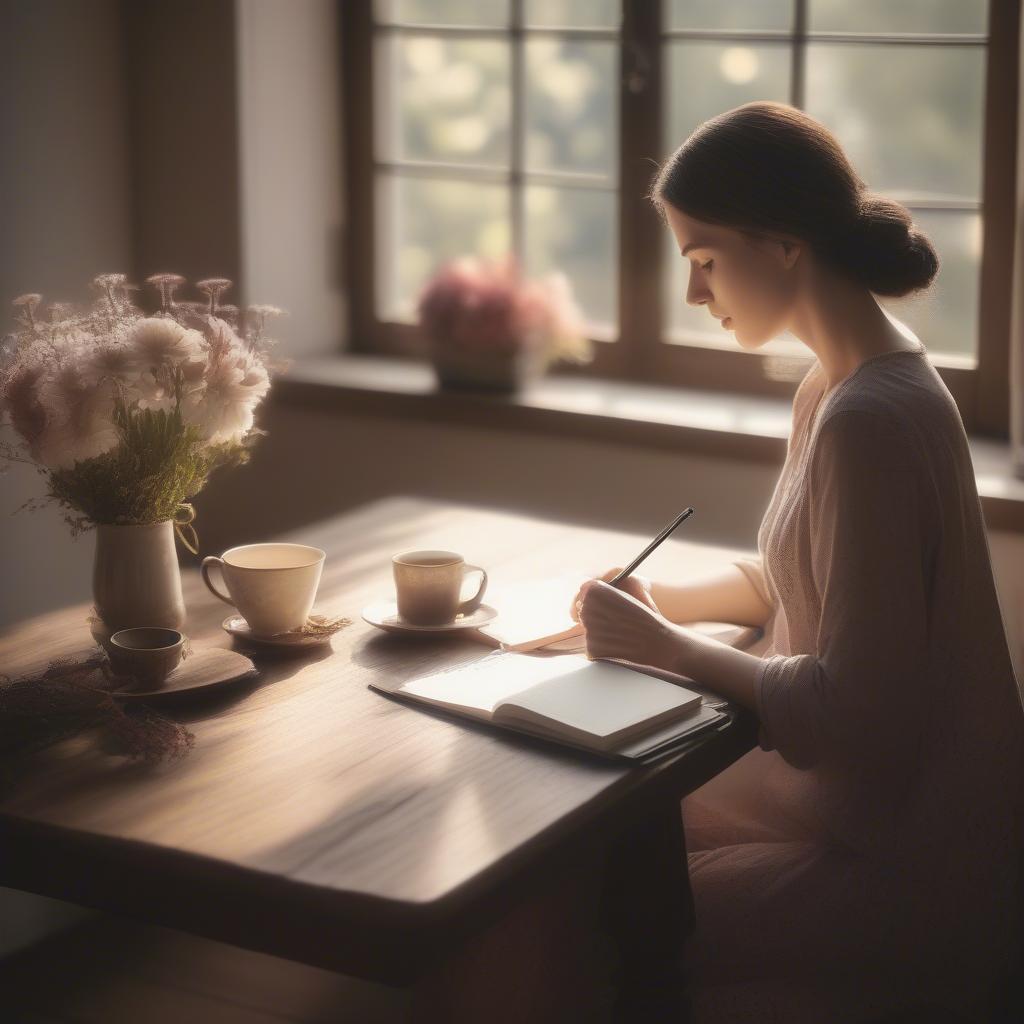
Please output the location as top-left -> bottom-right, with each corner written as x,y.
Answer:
606,507 -> 695,587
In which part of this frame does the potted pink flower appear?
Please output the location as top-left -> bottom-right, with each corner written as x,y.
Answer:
0,273 -> 286,645
416,256 -> 593,393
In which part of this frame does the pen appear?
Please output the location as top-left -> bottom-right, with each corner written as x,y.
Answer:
607,507 -> 695,587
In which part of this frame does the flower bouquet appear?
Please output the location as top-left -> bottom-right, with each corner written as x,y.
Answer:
0,273 -> 285,643
415,256 -> 593,393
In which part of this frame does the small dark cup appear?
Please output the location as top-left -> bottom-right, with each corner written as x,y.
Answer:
109,628 -> 186,688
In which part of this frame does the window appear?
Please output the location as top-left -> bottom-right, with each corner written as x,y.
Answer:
342,1 -> 1018,435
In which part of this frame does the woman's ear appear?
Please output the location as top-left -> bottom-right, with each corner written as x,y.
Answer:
778,237 -> 802,269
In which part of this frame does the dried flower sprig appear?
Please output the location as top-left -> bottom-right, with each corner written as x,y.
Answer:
0,648 -> 195,772
196,278 -> 233,315
12,294 -> 42,331
0,273 -> 284,538
416,256 -> 594,369
146,273 -> 187,312
294,613 -> 352,638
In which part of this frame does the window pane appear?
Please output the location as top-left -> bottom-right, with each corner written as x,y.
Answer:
805,44 -> 985,201
524,0 -> 620,29
663,41 -> 790,351
525,186 -> 617,330
667,0 -> 792,32
376,175 -> 510,321
881,210 -> 981,361
377,35 -> 510,166
375,0 -> 508,27
525,39 -> 617,178
809,0 -> 986,34
665,42 -> 790,153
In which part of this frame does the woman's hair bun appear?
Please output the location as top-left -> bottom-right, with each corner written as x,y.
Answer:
650,103 -> 941,300
830,192 -> 940,298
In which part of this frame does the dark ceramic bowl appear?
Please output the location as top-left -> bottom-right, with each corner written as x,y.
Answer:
108,627 -> 186,688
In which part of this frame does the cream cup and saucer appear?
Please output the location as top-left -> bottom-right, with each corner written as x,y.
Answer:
362,550 -> 497,634
202,542 -> 330,648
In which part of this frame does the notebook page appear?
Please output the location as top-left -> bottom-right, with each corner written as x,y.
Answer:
399,651 -> 572,715
486,700 -> 723,760
475,573 -> 590,648
495,655 -> 701,741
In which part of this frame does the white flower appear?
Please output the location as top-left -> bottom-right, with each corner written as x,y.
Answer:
47,327 -> 95,368
129,317 -> 205,369
124,317 -> 208,414
35,366 -> 120,470
182,348 -> 269,444
80,341 -> 144,389
203,315 -> 246,364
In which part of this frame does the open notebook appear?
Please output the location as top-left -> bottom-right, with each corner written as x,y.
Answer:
370,651 -> 727,762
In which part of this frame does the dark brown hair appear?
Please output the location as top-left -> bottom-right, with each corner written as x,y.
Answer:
650,101 -> 939,298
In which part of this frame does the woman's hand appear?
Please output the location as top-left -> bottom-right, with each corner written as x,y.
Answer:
575,578 -> 683,669
569,568 -> 658,621
574,573 -> 764,712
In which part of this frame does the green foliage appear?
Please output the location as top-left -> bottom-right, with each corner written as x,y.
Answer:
47,393 -> 253,532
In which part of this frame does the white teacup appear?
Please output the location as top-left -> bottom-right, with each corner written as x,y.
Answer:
201,543 -> 325,636
392,549 -> 488,626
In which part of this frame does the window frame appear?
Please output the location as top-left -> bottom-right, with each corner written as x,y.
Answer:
340,0 -> 1019,436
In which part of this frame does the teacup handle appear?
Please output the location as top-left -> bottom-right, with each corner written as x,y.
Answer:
458,564 -> 488,616
201,556 -> 235,607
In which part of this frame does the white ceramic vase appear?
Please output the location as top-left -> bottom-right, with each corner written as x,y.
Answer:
91,520 -> 186,647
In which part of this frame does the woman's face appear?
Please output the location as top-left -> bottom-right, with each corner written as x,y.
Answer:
664,203 -> 802,350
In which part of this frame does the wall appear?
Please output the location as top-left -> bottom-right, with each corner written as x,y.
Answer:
0,0 -> 135,628
0,0 -> 136,954
236,0 -> 347,357
123,0 -> 242,285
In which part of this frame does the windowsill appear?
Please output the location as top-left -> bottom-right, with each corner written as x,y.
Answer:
272,353 -> 1024,534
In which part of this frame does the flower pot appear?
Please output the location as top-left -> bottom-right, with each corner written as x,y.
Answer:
90,520 -> 186,648
430,345 -> 548,394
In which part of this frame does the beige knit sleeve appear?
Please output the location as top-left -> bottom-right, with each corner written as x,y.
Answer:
754,410 -> 931,774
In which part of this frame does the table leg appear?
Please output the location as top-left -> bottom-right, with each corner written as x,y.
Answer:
410,800 -> 694,1024
601,799 -> 694,1023
409,852 -> 615,1023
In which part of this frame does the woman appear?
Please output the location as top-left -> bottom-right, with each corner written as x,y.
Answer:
573,101 -> 1024,1022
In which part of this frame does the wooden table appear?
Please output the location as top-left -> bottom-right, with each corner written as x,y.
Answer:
0,497 -> 759,1021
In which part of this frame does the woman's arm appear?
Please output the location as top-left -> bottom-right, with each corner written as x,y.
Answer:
721,411 -> 928,773
649,561 -> 772,628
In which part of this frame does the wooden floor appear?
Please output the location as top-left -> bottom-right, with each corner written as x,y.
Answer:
6,915 -> 1011,1023
0,914 -> 410,1023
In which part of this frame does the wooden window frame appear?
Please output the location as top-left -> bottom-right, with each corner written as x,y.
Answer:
340,0 -> 1018,437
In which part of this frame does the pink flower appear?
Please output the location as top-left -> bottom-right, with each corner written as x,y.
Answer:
2,358 -> 47,446
35,366 -> 120,469
416,256 -> 592,365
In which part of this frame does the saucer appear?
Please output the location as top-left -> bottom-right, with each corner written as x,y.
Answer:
362,600 -> 498,634
110,648 -> 257,702
223,614 -> 335,648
